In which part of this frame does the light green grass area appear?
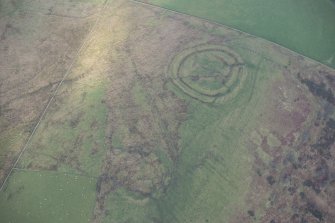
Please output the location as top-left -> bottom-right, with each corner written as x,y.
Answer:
99,19 -> 292,222
156,69 -> 252,222
18,83 -> 108,177
0,170 -> 96,223
102,188 -> 160,223
150,37 -> 285,222
147,0 -> 335,68
0,127 -> 26,165
86,38 -> 267,223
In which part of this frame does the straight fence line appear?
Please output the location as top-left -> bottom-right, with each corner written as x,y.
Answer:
12,168 -> 98,179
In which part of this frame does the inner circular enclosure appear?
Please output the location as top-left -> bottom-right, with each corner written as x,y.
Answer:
170,44 -> 245,103
178,49 -> 236,92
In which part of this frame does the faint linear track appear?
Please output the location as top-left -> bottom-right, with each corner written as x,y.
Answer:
23,8 -> 103,19
0,0 -> 110,192
0,0 -> 107,19
129,0 -> 335,72
12,168 -> 98,179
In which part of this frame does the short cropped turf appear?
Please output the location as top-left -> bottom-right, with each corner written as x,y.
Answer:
146,0 -> 335,68
0,171 -> 96,223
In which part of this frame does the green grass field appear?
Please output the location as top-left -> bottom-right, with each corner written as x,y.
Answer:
17,81 -> 108,177
152,40 -> 277,222
0,171 -> 96,223
146,0 -> 335,68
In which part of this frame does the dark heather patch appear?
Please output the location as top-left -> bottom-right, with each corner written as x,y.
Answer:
299,77 -> 335,104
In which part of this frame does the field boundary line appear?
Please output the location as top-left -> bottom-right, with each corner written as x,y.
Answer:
0,0 -> 110,192
12,168 -> 98,179
130,0 -> 335,72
